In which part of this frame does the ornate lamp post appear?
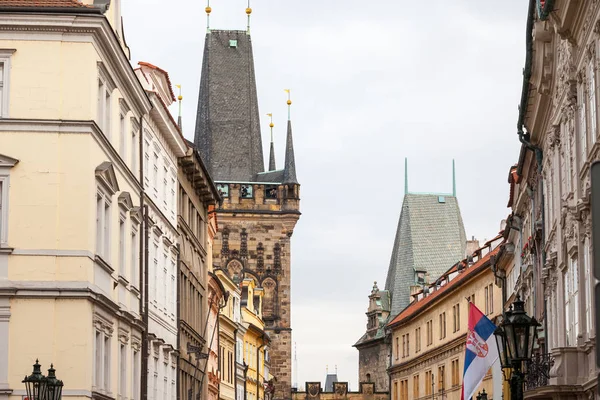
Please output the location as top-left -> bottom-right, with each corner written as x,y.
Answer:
22,360 -> 63,400
493,296 -> 540,400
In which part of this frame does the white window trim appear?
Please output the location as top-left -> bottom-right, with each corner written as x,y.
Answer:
0,50 -> 15,118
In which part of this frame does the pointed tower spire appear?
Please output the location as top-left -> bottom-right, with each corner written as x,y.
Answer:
194,27 -> 265,182
452,159 -> 456,197
267,113 -> 276,171
404,157 -> 408,195
176,84 -> 183,131
283,90 -> 298,184
206,0 -> 211,32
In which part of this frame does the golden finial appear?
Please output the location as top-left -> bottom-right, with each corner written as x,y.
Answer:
206,6 -> 211,14
284,89 -> 292,120
267,113 -> 274,141
246,7 -> 252,15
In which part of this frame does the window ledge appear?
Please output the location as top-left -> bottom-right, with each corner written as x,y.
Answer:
0,246 -> 13,255
95,255 -> 114,274
118,275 -> 129,286
131,285 -> 141,297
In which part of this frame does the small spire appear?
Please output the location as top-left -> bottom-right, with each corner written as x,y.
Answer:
246,0 -> 252,33
452,159 -> 456,197
404,157 -> 408,195
176,84 -> 183,131
267,113 -> 276,171
283,91 -> 298,184
206,0 -> 211,32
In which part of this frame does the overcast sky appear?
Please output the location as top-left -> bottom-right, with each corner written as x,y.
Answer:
122,0 -> 528,390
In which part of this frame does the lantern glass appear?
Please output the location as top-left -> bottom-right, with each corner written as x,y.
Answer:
494,326 -> 512,369
528,318 -> 540,359
515,325 -> 528,359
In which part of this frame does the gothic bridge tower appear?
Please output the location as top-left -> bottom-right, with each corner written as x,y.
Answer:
194,6 -> 300,399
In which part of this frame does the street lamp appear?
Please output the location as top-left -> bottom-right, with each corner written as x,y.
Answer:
476,389 -> 488,400
502,296 -> 539,365
44,364 -> 64,400
22,360 -> 63,400
22,360 -> 47,400
493,296 -> 540,400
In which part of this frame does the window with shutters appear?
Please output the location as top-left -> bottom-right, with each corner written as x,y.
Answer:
413,375 -> 419,398
451,359 -> 460,387
425,370 -> 432,395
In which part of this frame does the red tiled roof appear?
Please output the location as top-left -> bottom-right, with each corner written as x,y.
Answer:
0,0 -> 93,8
138,61 -> 176,102
387,246 -> 501,328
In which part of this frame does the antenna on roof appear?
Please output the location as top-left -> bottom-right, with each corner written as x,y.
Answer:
205,0 -> 211,32
452,159 -> 456,197
404,157 -> 408,195
246,0 -> 252,33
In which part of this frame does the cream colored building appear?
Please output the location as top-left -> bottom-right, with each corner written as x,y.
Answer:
0,1 -> 151,400
387,237 -> 503,400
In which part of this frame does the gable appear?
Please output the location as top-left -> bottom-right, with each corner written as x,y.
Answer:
0,154 -> 18,168
118,191 -> 133,210
95,161 -> 119,195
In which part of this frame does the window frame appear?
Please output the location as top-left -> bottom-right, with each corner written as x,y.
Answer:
0,50 -> 15,118
0,154 -> 18,247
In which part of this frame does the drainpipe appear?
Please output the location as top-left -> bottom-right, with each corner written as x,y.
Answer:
140,113 -> 149,400
142,203 -> 150,400
517,0 -> 548,350
234,328 -> 239,400
176,242 -> 181,400
244,362 -> 249,400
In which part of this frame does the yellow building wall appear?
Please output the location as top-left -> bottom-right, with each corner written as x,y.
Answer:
389,267 -> 502,400
9,299 -> 93,392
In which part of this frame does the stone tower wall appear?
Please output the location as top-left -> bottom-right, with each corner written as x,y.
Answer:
213,183 -> 300,400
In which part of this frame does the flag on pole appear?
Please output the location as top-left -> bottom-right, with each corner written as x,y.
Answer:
461,302 -> 498,400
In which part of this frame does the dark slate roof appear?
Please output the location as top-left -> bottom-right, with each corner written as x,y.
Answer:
194,30 -> 265,182
384,194 -> 466,317
255,170 -> 284,183
324,374 -> 338,392
283,120 -> 298,184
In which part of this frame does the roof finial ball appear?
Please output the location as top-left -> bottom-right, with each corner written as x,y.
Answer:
269,122 -> 274,128
246,7 -> 252,15
206,6 -> 211,14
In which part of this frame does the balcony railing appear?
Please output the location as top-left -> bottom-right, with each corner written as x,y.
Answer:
524,353 -> 554,391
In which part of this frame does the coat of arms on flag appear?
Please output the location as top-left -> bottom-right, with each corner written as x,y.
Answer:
461,302 -> 498,400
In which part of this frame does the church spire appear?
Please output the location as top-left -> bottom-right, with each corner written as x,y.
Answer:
283,90 -> 298,184
268,113 -> 276,171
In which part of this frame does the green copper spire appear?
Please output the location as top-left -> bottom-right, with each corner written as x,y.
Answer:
404,157 -> 408,195
452,159 -> 456,197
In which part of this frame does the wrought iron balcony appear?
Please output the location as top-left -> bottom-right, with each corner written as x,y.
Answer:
524,353 -> 554,391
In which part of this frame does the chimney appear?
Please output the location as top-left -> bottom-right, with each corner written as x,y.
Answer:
466,236 -> 480,257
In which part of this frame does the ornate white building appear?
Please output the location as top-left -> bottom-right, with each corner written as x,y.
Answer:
135,63 -> 187,400
498,0 -> 600,398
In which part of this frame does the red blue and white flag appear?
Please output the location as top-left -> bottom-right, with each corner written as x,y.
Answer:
461,302 -> 498,400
